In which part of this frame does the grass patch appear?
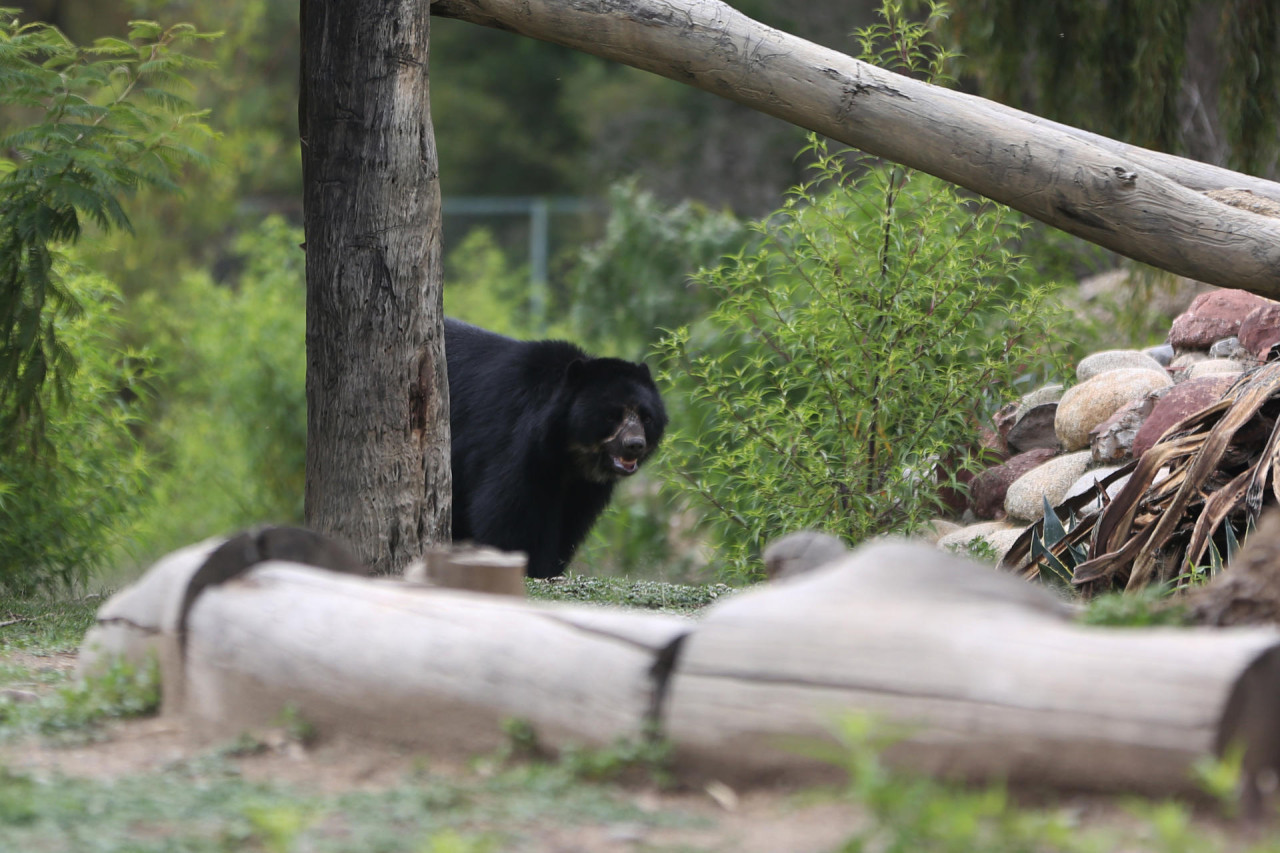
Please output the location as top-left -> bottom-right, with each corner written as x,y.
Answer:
1080,587 -> 1191,628
0,751 -> 704,852
0,657 -> 160,744
0,594 -> 102,653
526,573 -> 734,615
822,713 -> 1280,853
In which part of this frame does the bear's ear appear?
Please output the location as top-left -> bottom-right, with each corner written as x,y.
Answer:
565,358 -> 586,384
636,362 -> 652,380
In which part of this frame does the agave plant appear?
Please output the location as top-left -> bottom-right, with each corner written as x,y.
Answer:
1008,362 -> 1280,594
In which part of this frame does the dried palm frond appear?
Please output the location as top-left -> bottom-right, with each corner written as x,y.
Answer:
1006,362 -> 1280,593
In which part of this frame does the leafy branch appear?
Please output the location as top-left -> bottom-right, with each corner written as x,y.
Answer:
0,12 -> 216,451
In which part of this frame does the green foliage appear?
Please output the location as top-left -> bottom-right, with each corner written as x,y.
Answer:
0,263 -> 152,594
125,216 -> 306,565
443,227 -> 534,338
823,713 -> 1275,852
0,753 -> 692,851
828,714 -> 1081,853
76,0 -> 301,283
492,718 -> 674,789
0,13 -> 215,449
652,4 -> 1073,581
566,179 -> 746,359
39,655 -> 160,735
0,592 -> 99,651
557,731 -> 673,788
1220,0 -> 1280,175
243,801 -> 314,853
430,19 -> 594,197
1081,587 -> 1190,628
419,830 -> 497,853
657,134 -> 1070,578
1191,744 -> 1244,819
274,703 -> 318,748
945,0 -> 1280,175
949,536 -> 999,565
0,655 -> 161,741
1029,495 -> 1085,586
1182,515 -> 1253,590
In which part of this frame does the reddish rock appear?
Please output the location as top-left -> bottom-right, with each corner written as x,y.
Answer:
936,427 -> 1008,514
1006,403 -> 1060,453
1239,303 -> 1280,361
1168,290 -> 1277,350
1054,368 -> 1172,451
993,400 -> 1020,441
1089,396 -> 1157,464
1131,375 -> 1237,458
970,447 -> 1057,520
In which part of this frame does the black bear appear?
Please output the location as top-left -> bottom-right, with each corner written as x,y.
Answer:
444,318 -> 667,579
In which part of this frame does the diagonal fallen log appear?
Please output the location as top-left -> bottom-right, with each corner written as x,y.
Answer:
431,0 -> 1280,295
81,535 -> 1280,807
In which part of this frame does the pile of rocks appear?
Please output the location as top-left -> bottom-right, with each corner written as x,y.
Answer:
934,288 -> 1280,565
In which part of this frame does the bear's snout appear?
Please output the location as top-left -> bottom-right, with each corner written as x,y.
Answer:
603,409 -> 651,476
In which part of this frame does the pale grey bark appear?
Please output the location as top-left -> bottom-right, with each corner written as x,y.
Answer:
432,0 -> 1280,295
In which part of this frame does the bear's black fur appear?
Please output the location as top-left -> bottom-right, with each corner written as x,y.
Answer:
444,318 -> 667,579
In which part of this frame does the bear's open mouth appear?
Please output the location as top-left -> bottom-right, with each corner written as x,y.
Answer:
612,455 -> 640,475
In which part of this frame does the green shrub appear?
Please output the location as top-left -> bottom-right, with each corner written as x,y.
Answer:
444,227 -> 535,337
654,4 -> 1074,582
566,179 -> 746,359
0,263 -> 152,594
657,141 -> 1070,580
0,15 -> 214,450
126,216 -> 307,564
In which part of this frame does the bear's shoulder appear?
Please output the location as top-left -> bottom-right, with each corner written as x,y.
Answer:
445,318 -> 586,376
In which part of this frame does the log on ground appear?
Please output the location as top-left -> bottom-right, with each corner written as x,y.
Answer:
664,541 -> 1280,799
182,563 -> 691,754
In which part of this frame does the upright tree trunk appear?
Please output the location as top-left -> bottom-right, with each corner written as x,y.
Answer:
299,0 -> 450,573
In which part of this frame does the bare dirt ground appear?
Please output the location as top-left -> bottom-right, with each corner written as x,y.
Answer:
4,649 -> 1274,852
0,649 -> 865,852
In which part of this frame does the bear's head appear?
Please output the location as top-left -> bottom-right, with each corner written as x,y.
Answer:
564,357 -> 667,485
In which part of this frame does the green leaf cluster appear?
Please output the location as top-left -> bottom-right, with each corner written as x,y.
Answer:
658,145 -> 1072,578
124,216 -> 308,565
653,2 -> 1070,582
0,654 -> 160,741
566,179 -> 746,360
0,261 -> 152,593
823,713 -> 1269,852
0,13 -> 215,449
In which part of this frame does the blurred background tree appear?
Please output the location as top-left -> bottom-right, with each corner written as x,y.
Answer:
942,0 -> 1279,176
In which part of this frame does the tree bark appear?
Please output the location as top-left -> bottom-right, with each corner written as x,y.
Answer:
431,0 -> 1280,296
81,539 -> 1280,806
181,564 -> 689,753
300,0 -> 451,572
